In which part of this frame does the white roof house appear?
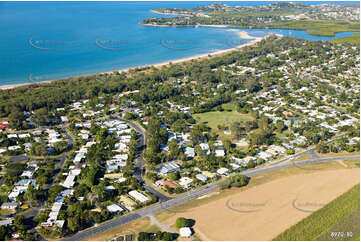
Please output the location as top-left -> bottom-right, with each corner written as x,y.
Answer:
215,150 -> 225,157
217,167 -> 229,176
7,134 -> 18,139
62,175 -> 76,188
155,161 -> 180,176
179,227 -> 192,237
179,177 -> 193,188
1,202 -> 18,210
107,204 -> 124,213
199,143 -> 210,155
128,190 -> 151,203
258,151 -> 272,161
115,142 -> 128,150
8,191 -> 20,201
69,168 -> 81,176
0,219 -> 13,226
230,163 -> 240,170
113,154 -> 128,161
60,116 -> 69,123
195,174 -> 207,183
51,202 -> 63,212
184,147 -> 195,158
18,133 -> 30,139
8,145 -> 21,151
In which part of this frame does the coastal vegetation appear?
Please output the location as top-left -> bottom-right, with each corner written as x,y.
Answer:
142,3 -> 360,38
331,33 -> 360,45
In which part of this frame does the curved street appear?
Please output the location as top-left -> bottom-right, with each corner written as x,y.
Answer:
112,115 -> 171,202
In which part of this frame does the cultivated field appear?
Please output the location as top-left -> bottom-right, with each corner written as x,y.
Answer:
159,168 -> 360,241
274,184 -> 360,241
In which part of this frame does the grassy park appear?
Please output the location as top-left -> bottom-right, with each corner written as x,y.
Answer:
193,103 -> 253,139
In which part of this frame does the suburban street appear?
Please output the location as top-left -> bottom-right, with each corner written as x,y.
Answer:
23,126 -> 73,240
112,115 -> 171,202
63,151 -> 359,241
269,135 -> 344,166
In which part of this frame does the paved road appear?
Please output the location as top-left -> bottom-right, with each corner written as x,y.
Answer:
270,135 -> 343,166
148,215 -> 174,233
111,115 -> 170,202
63,154 -> 359,241
25,126 -> 73,240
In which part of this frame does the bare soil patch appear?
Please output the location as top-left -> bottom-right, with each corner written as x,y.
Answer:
160,168 -> 360,241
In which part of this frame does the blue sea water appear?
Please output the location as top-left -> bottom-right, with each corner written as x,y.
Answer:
0,1 -> 359,86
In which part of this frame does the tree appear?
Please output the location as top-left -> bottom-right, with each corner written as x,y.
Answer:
276,120 -> 286,133
230,122 -> 244,140
223,139 -> 232,152
138,232 -> 151,241
175,217 -> 190,228
14,215 -> 25,230
316,141 -> 329,153
30,142 -> 48,156
168,140 -> 180,159
168,172 -> 179,181
8,109 -> 26,130
247,160 -> 256,169
33,108 -> 51,126
53,141 -> 68,154
67,215 -> 81,232
161,232 -> 175,241
0,226 -> 9,240
286,149 -> 295,155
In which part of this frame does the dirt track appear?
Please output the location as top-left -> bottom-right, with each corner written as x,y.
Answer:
162,168 -> 360,241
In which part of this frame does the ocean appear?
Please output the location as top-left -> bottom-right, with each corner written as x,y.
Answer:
0,1 -> 359,86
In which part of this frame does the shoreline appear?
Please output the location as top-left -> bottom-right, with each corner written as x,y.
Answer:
99,30 -> 270,75
0,31 -> 272,91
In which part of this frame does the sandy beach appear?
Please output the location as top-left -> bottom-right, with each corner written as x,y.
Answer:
102,30 -> 267,73
0,30 -> 270,90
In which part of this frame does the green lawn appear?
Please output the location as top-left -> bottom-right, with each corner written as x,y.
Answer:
193,109 -> 253,139
273,184 -> 360,241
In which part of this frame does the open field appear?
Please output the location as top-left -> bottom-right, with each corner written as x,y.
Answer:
193,110 -> 253,139
316,206 -> 360,241
293,154 -> 313,161
274,184 -> 360,241
156,167 -> 360,241
316,151 -> 360,158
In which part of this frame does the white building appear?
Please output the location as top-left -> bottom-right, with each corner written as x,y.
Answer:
179,227 -> 192,237
1,202 -> 18,210
155,161 -> 180,176
62,175 -> 76,188
179,177 -> 193,188
195,174 -> 207,183
107,204 -> 124,213
216,167 -> 229,176
215,150 -> 225,157
128,190 -> 151,203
